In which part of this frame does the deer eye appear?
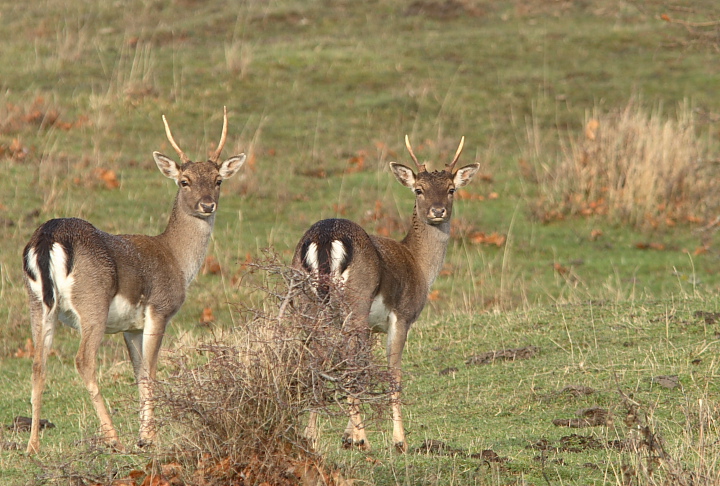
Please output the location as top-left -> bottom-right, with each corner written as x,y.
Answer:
414,188 -> 423,196
215,179 -> 223,187
448,188 -> 456,195
180,179 -> 190,187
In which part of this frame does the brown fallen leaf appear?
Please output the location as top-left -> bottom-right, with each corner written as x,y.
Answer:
199,307 -> 215,325
93,168 -> 120,189
14,338 -> 34,358
585,119 -> 600,141
553,262 -> 569,275
469,231 -> 506,247
635,242 -> 665,251
202,255 -> 222,275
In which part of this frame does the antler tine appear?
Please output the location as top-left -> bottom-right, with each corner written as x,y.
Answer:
446,136 -> 465,172
162,114 -> 190,164
404,135 -> 425,172
210,106 -> 229,163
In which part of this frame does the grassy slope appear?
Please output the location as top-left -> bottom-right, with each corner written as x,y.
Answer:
0,0 -> 719,484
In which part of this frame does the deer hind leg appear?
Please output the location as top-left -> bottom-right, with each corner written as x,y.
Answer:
304,411 -> 319,449
73,303 -> 122,451
340,295 -> 375,451
27,297 -> 55,454
342,397 -> 370,451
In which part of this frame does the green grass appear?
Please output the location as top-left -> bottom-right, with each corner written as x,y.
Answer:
0,0 -> 719,484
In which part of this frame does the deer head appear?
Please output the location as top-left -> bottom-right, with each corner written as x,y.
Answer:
390,136 -> 480,225
152,106 -> 246,218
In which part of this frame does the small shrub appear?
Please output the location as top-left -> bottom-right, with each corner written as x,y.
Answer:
153,253 -> 392,484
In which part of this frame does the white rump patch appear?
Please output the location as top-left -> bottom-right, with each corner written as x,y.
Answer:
24,248 -> 43,302
50,243 -> 74,300
46,243 -> 81,330
304,242 -> 319,272
330,240 -> 347,281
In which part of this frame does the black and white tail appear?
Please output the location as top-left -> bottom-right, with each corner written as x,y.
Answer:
23,219 -> 78,310
298,218 -> 356,298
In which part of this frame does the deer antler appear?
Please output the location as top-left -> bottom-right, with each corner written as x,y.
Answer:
446,136 -> 465,173
404,135 -> 426,172
161,114 -> 190,164
210,106 -> 229,163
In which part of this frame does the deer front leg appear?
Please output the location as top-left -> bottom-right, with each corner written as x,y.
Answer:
387,317 -> 408,453
123,331 -> 152,447
135,311 -> 167,448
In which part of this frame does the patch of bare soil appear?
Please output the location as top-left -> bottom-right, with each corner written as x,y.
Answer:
6,415 -> 55,432
693,310 -> 720,325
414,439 -> 508,465
439,366 -> 458,376
559,385 -> 596,397
465,346 -> 539,365
405,0 -> 485,20
651,375 -> 679,389
528,433 -> 604,454
552,406 -> 612,428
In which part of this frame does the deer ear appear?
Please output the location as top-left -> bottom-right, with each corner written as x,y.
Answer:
453,163 -> 480,188
218,154 -> 246,179
153,152 -> 182,181
390,162 -> 416,188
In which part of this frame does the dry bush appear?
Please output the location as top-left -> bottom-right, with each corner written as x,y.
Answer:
611,385 -> 720,486
152,252 -> 392,485
528,100 -> 719,229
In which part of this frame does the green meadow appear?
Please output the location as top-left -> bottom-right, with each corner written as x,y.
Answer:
0,1 -> 718,484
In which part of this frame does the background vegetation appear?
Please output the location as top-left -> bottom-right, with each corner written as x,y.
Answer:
0,0 -> 718,484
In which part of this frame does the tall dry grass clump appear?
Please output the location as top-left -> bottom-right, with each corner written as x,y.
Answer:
152,253 -> 391,485
528,100 -> 718,229
608,387 -> 720,486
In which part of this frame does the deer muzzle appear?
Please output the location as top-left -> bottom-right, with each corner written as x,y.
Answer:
198,198 -> 217,215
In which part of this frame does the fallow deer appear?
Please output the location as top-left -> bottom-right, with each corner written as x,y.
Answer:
293,136 -> 479,453
22,107 -> 246,453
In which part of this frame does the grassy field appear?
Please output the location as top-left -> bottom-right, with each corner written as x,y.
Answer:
0,0 -> 719,484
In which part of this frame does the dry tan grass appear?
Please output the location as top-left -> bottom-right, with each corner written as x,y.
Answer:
529,100 -> 718,229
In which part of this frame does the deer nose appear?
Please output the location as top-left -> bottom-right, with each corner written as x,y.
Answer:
199,200 -> 217,214
430,207 -> 446,219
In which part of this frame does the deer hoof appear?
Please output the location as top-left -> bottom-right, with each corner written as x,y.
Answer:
341,435 -> 370,451
136,438 -> 153,449
394,441 -> 408,454
104,440 -> 125,453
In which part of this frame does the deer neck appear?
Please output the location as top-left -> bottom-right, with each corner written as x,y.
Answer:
159,195 -> 215,287
401,205 -> 451,292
